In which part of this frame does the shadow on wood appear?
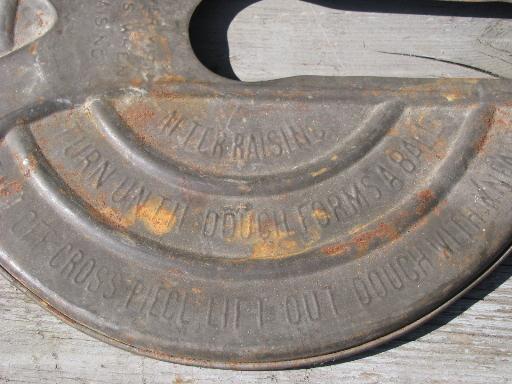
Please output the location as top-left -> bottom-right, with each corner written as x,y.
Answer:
189,0 -> 512,80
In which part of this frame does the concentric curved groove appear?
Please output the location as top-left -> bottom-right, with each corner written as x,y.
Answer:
7,128 -> 197,272
6,104 -> 492,281
88,99 -> 228,196
88,98 -> 404,197
312,105 -> 496,263
0,0 -> 17,54
0,247 -> 123,337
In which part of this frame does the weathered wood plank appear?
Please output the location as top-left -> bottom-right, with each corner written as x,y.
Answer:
228,0 -> 512,80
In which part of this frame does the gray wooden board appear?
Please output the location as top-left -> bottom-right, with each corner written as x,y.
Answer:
228,0 -> 512,80
1,1 -> 512,382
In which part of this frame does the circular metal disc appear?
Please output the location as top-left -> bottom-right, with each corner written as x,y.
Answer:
1,0 -> 512,370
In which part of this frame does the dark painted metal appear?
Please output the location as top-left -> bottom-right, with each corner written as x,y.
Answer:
1,0 -> 512,370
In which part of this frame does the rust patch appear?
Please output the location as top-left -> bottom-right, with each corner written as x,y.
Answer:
474,112 -> 495,154
98,206 -> 135,229
0,177 -> 23,197
312,208 -> 330,223
98,198 -> 177,236
322,223 -> 400,257
491,108 -> 512,138
475,131 -> 490,154
154,74 -> 187,84
136,198 -> 178,236
130,78 -> 144,88
120,102 -> 157,129
35,10 -> 46,27
398,79 -> 477,99
311,167 -> 329,177
28,42 -> 39,56
251,226 -> 303,260
321,242 -> 351,257
416,189 -> 436,215
251,232 -> 300,260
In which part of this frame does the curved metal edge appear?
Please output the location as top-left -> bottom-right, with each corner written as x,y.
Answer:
0,0 -> 17,55
0,242 -> 510,371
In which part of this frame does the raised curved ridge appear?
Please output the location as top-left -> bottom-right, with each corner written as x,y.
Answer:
2,101 -> 495,280
89,98 -> 405,197
0,0 -> 17,55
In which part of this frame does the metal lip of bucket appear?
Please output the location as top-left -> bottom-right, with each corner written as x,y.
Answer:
2,245 -> 510,371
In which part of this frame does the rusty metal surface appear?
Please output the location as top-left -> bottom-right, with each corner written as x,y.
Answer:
1,0 -> 512,370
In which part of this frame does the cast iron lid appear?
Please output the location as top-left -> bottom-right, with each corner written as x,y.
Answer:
1,0 -> 512,370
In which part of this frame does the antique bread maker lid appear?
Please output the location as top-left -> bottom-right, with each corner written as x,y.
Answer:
0,0 -> 511,369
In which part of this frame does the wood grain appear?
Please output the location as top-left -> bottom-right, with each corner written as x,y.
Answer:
228,0 -> 512,80
1,1 -> 512,382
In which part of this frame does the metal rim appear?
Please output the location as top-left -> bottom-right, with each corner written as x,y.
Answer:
2,244 -> 509,371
